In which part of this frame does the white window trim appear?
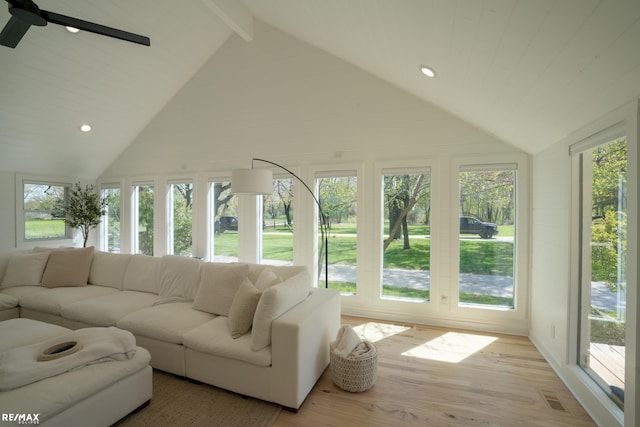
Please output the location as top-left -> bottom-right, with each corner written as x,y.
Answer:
372,160 -> 439,313
165,175 -> 197,257
308,162 -> 363,290
204,172 -> 234,262
128,177 -> 157,256
16,174 -> 76,248
98,179 -> 123,253
450,153 -> 530,328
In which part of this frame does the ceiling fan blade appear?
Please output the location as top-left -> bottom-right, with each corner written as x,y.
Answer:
43,10 -> 150,46
0,15 -> 31,48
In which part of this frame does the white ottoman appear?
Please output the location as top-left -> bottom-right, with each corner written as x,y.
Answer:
0,318 -> 152,427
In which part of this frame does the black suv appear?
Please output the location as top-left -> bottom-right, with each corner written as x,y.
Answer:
460,216 -> 498,239
214,216 -> 238,233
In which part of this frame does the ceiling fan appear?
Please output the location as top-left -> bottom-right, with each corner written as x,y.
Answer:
0,0 -> 150,48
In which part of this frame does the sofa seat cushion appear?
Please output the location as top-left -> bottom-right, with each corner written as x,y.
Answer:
0,285 -> 48,301
18,285 -> 118,315
0,293 -> 18,310
183,317 -> 271,367
117,302 -> 215,344
61,291 -> 162,327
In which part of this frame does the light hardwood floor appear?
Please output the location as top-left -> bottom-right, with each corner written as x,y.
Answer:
274,316 -> 597,427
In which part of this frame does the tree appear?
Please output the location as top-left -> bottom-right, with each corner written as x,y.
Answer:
590,138 -> 627,290
65,183 -> 107,247
459,171 -> 514,224
213,182 -> 234,218
172,183 -> 193,255
383,174 -> 427,251
318,177 -> 357,233
137,186 -> 154,255
276,179 -> 293,226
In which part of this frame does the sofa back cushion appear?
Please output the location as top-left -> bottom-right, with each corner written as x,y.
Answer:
248,264 -> 307,286
89,251 -> 132,290
42,246 -> 95,288
193,262 -> 250,316
251,270 -> 312,351
159,255 -> 202,300
0,251 -> 50,288
123,254 -> 161,294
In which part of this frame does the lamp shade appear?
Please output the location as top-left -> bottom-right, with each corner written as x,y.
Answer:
231,168 -> 273,195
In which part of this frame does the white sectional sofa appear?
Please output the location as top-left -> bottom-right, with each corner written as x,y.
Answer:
0,247 -> 341,410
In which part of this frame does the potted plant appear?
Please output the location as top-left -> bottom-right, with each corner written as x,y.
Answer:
65,183 -> 108,247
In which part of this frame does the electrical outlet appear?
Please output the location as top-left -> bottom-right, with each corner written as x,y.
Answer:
440,295 -> 448,304
550,324 -> 556,339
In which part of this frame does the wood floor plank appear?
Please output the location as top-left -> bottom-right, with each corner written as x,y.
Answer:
274,316 -> 597,427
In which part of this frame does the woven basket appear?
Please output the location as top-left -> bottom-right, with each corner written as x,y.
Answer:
330,341 -> 378,392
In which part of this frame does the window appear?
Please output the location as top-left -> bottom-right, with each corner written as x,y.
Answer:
458,167 -> 516,308
209,180 -> 238,262
132,184 -> 154,256
23,181 -> 70,240
262,177 -> 294,265
101,186 -> 121,253
168,182 -> 193,257
381,169 -> 431,301
576,137 -> 627,409
316,173 -> 357,292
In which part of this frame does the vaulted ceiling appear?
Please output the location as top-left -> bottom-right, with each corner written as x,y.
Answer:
1,0 -> 639,178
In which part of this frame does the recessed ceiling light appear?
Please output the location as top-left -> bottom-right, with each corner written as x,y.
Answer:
420,65 -> 436,78
66,26 -> 80,33
79,124 -> 92,133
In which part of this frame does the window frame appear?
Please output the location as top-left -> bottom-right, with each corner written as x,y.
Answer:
16,174 -> 74,248
99,182 -> 123,253
166,177 -> 196,257
308,163 -> 363,289
449,154 -> 529,329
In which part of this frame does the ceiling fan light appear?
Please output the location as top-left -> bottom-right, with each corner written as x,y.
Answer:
66,26 -> 80,33
79,124 -> 92,132
420,65 -> 436,78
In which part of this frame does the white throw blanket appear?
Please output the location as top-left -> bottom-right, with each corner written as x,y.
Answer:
0,327 -> 136,391
331,325 -> 363,358
348,340 -> 376,360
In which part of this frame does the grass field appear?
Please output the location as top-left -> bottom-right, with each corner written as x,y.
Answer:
25,219 -> 67,239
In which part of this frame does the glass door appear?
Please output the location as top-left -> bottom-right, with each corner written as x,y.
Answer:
578,137 -> 627,409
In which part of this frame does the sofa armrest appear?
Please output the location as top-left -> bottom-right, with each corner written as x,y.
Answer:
271,288 -> 340,409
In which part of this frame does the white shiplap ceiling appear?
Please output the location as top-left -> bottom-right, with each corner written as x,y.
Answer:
1,0 -> 640,179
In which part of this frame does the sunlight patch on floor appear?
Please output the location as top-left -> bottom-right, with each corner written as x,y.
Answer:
402,332 -> 497,363
353,322 -> 411,342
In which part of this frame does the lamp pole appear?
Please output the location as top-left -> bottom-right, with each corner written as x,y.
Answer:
252,158 -> 329,288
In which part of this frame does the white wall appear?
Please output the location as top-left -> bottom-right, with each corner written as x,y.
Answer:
104,22 -> 518,177
0,171 -> 16,251
101,22 -> 531,334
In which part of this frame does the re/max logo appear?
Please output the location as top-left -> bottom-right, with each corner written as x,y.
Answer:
1,413 -> 40,424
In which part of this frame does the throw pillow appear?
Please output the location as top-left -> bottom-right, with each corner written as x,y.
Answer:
193,263 -> 249,315
0,252 -> 50,288
253,267 -> 281,291
251,270 -> 311,351
228,278 -> 262,338
42,246 -> 94,288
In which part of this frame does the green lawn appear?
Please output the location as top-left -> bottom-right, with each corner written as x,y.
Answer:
216,230 -> 514,276
25,219 -> 67,239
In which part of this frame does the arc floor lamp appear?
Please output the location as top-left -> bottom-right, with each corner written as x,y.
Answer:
231,158 -> 329,288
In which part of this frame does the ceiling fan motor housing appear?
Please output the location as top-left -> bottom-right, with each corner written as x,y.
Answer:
9,0 -> 47,26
